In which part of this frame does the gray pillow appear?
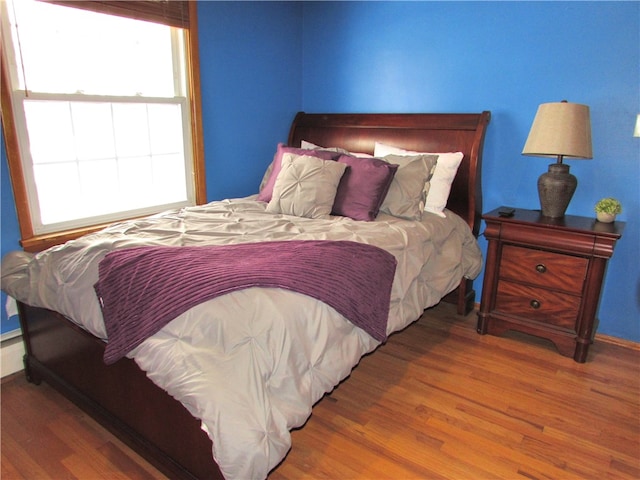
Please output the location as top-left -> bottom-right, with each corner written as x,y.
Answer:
266,153 -> 347,219
379,154 -> 438,220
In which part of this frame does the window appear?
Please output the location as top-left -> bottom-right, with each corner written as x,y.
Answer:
1,0 -> 205,252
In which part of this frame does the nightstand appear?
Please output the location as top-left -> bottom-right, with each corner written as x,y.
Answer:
477,207 -> 624,363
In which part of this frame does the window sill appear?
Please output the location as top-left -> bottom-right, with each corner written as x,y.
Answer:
21,223 -> 112,253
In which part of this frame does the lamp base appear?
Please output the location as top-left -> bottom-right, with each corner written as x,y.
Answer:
537,163 -> 577,218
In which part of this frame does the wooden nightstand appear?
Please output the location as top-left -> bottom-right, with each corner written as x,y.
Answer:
477,207 -> 624,363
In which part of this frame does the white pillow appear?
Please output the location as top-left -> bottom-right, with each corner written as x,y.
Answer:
379,154 -> 438,220
374,142 -> 464,218
266,153 -> 347,219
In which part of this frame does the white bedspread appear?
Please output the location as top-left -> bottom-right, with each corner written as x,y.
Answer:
1,196 -> 482,479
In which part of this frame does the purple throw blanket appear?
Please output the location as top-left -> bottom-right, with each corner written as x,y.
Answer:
95,240 -> 397,364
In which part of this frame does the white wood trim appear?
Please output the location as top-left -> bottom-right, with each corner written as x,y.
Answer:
1,335 -> 24,378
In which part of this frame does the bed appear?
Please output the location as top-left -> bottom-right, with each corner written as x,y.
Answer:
1,111 -> 490,480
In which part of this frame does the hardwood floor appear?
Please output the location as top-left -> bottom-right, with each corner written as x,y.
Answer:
2,303 -> 639,479
1,372 -> 166,479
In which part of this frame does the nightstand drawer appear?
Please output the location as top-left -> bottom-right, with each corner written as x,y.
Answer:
500,245 -> 587,294
495,280 -> 580,330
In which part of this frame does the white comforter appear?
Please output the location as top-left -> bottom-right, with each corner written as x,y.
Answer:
1,196 -> 482,479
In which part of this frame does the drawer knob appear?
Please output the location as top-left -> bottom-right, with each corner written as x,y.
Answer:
530,299 -> 541,309
535,264 -> 547,274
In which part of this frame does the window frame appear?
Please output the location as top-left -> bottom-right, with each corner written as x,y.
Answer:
0,0 -> 206,253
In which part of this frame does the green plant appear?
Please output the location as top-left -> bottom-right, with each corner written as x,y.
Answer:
594,197 -> 622,215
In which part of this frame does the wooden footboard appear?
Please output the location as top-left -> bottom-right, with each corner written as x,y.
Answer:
18,302 -> 224,480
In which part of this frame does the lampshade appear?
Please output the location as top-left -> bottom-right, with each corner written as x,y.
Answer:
634,114 -> 640,137
522,101 -> 593,219
522,101 -> 593,159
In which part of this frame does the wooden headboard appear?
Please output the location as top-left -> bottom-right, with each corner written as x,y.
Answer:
288,112 -> 491,237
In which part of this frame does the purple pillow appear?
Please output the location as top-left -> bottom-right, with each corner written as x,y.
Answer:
332,155 -> 398,221
257,143 -> 340,202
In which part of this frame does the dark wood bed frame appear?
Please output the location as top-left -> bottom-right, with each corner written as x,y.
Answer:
17,111 -> 490,480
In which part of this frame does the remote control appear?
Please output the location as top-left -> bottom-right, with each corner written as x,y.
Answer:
498,207 -> 515,217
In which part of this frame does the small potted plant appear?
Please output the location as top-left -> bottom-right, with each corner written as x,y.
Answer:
594,197 -> 622,223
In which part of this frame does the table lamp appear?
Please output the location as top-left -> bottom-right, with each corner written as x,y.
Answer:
522,100 -> 592,218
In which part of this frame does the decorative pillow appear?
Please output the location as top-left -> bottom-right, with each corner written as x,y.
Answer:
266,153 -> 347,219
379,153 -> 438,220
332,155 -> 398,221
257,143 -> 340,202
301,140 -> 374,158
374,142 -> 464,218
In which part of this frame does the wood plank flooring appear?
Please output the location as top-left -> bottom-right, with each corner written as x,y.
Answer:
2,303 -> 639,479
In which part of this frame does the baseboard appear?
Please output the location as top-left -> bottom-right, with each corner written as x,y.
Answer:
595,333 -> 640,351
1,335 -> 25,378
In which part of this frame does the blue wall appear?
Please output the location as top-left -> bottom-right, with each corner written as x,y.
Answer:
1,129 -> 22,334
2,1 -> 638,342
198,1 -> 303,199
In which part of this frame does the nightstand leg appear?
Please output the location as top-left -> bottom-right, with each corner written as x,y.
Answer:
574,341 -> 590,363
477,229 -> 500,335
477,312 -> 489,334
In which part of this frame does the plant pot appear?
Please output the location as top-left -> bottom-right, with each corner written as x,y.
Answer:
596,212 -> 616,223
